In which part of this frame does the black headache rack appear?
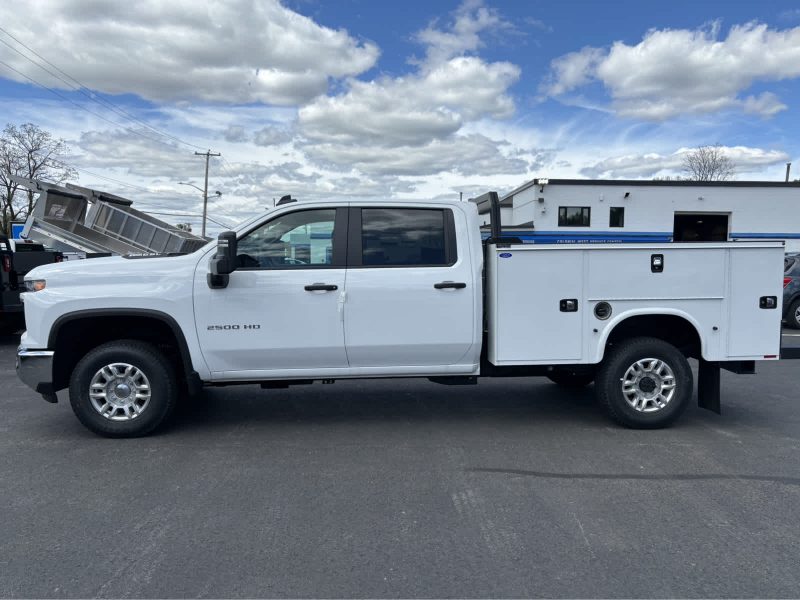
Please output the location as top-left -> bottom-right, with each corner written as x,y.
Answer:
469,191 -> 522,245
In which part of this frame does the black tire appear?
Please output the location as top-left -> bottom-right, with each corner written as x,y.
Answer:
596,337 -> 693,429
787,299 -> 800,329
546,368 -> 595,388
69,340 -> 178,438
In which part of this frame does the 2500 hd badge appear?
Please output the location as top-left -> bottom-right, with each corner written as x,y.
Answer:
207,324 -> 261,331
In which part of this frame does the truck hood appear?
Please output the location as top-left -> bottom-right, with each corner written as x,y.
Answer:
25,252 -> 206,282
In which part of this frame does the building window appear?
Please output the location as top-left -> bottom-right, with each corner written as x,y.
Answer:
558,206 -> 591,227
609,207 -> 625,228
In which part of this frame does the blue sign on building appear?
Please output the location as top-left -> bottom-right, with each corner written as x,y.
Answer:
11,223 -> 24,239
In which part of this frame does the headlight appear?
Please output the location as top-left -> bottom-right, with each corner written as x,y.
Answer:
24,279 -> 46,292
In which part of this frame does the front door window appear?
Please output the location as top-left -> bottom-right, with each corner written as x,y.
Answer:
236,209 -> 337,269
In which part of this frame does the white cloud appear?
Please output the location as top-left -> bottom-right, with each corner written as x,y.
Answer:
0,0 -> 379,106
414,0 -> 512,65
252,125 -> 294,147
304,133 -> 530,177
223,125 -> 247,143
542,22 -> 800,119
580,145 -> 790,179
296,0 -> 520,176
541,47 -> 604,97
72,128 -> 222,181
742,92 -> 787,117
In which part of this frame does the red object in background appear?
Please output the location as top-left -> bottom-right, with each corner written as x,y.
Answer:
785,277 -> 794,288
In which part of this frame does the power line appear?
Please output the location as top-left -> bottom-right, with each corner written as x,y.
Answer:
146,211 -> 236,228
0,58 -> 196,153
0,26 -> 208,151
3,138 -> 241,220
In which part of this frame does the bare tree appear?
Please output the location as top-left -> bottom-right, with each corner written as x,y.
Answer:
682,144 -> 735,181
0,123 -> 77,235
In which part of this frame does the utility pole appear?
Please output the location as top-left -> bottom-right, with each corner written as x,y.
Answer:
195,150 -> 221,238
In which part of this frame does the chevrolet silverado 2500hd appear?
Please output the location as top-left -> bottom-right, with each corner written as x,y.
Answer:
16,192 -> 785,437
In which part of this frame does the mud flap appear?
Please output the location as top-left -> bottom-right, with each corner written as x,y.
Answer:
698,359 -> 721,414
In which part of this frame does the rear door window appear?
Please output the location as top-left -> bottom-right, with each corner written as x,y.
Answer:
356,208 -> 456,267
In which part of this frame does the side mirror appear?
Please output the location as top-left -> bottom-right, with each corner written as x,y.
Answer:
208,231 -> 238,289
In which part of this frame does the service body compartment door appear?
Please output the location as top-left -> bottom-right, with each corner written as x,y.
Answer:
343,206 -> 478,371
488,247 -> 584,364
726,246 -> 784,358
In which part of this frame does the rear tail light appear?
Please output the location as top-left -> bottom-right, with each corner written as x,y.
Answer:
785,277 -> 794,288
1,255 -> 10,272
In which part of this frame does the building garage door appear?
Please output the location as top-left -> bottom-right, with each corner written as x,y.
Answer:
673,213 -> 729,242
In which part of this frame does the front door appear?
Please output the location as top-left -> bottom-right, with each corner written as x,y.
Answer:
343,206 -> 477,371
194,207 -> 349,378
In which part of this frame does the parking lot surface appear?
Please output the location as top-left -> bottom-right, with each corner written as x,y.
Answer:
2,332 -> 800,598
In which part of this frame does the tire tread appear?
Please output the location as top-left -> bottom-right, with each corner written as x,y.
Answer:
596,336 -> 692,429
68,340 -> 177,438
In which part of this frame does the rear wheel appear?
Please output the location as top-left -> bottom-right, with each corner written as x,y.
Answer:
69,340 -> 178,437
787,299 -> 800,329
596,337 -> 692,429
546,368 -> 595,388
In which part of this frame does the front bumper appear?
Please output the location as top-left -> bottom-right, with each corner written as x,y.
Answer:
16,346 -> 55,396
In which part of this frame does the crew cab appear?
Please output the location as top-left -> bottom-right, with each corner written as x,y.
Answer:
16,193 -> 786,437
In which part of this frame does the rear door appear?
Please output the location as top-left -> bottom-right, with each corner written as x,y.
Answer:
343,206 -> 476,370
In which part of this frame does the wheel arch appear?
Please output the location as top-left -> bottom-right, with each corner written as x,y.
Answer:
49,308 -> 200,393
596,309 -> 704,363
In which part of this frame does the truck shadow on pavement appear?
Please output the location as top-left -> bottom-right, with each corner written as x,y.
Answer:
172,379 -> 604,431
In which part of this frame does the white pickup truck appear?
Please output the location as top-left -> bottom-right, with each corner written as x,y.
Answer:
16,192 -> 786,437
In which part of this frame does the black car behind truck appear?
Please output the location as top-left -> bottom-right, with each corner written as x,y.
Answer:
785,253 -> 800,329
0,235 -> 63,334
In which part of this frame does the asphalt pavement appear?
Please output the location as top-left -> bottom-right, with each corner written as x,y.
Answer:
1,331 -> 800,598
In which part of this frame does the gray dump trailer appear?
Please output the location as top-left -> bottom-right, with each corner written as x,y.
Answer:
14,177 -> 207,256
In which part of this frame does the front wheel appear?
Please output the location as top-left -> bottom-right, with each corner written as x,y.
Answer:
596,337 -> 692,429
69,340 -> 178,437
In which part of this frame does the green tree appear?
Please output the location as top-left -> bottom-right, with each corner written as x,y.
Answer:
0,123 -> 77,235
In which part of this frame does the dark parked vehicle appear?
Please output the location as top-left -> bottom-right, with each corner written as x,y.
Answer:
784,253 -> 800,329
0,235 -> 63,334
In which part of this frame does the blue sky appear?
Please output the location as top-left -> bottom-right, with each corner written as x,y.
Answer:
1,0 -> 799,231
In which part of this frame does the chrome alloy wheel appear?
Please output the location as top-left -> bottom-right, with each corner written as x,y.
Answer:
88,363 -> 151,421
620,358 -> 676,413
795,305 -> 800,326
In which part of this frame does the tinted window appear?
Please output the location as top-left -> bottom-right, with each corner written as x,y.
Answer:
558,206 -> 591,227
609,207 -> 624,228
361,208 -> 450,266
786,257 -> 797,273
237,209 -> 336,268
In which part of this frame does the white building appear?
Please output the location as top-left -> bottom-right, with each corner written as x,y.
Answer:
485,179 -> 800,252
